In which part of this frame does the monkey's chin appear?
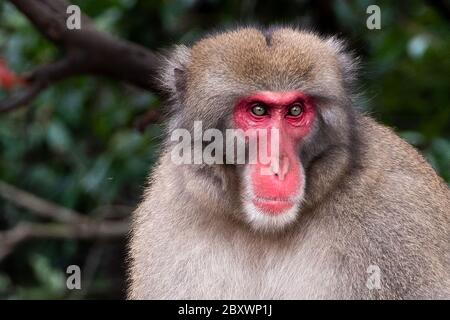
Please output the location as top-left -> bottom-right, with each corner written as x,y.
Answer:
243,200 -> 300,232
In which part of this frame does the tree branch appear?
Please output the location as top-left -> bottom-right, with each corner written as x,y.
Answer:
0,82 -> 45,113
134,109 -> 162,132
0,220 -> 129,261
1,0 -> 162,114
0,180 -> 130,261
0,180 -> 87,223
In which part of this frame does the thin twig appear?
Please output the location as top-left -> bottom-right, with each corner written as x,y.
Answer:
0,180 -> 86,223
134,109 -> 162,132
0,220 -> 129,261
0,82 -> 45,113
0,180 -> 130,261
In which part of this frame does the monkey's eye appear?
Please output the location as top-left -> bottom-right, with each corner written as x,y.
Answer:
287,103 -> 303,117
250,103 -> 268,116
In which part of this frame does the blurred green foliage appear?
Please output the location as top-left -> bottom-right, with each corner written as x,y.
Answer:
0,0 -> 449,299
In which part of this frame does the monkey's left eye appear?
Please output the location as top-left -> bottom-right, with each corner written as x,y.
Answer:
287,103 -> 303,117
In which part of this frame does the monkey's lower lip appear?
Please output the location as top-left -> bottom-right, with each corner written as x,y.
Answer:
252,197 -> 295,215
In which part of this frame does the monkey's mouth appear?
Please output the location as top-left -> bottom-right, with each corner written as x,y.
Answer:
252,196 -> 295,215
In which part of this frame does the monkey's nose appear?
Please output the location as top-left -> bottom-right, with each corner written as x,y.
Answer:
270,156 -> 290,181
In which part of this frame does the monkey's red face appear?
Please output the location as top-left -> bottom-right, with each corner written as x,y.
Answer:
234,91 -> 316,229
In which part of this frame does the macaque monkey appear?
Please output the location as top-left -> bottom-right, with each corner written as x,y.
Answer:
128,27 -> 450,299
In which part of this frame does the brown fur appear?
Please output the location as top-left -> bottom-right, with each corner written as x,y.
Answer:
128,27 -> 450,299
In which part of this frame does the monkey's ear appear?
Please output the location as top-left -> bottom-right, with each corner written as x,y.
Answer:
159,45 -> 192,99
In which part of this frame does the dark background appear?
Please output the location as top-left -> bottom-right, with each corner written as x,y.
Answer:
0,0 -> 449,299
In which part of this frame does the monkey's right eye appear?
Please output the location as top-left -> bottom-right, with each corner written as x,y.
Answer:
250,104 -> 268,116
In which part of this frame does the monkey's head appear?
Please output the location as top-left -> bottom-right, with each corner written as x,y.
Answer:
160,27 -> 357,231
